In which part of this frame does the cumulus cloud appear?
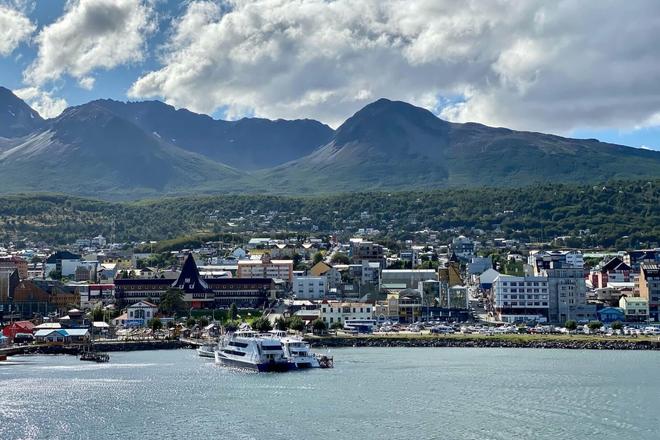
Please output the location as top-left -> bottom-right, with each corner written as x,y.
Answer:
0,3 -> 35,56
128,0 -> 660,133
24,0 -> 155,89
14,86 -> 68,118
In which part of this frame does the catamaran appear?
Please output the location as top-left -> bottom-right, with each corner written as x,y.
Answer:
214,330 -> 291,372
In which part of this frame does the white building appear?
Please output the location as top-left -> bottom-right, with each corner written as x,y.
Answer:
237,254 -> 293,282
493,275 -> 549,323
124,301 -> 158,327
293,276 -> 328,300
319,301 -> 373,326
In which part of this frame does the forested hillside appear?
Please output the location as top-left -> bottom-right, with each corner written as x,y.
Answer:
0,180 -> 657,249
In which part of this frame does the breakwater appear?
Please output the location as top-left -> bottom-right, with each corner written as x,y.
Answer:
305,335 -> 660,350
1,340 -> 187,356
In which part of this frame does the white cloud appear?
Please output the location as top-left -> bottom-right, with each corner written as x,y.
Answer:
14,86 -> 68,118
24,0 -> 155,89
0,3 -> 35,56
128,0 -> 660,133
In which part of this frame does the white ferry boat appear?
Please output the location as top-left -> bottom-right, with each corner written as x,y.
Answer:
214,330 -> 291,372
268,330 -> 333,369
269,330 -> 320,369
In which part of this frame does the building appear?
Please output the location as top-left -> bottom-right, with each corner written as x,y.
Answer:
0,256 -> 28,279
318,300 -> 373,326
2,320 -> 35,340
637,263 -> 659,321
381,269 -> 437,290
292,276 -> 327,300
528,250 -> 594,323
624,249 -> 660,271
349,240 -> 385,266
45,251 -> 82,277
492,274 -> 549,323
6,280 -> 79,318
597,307 -> 625,324
467,256 -> 492,275
618,296 -> 649,322
125,301 -> 159,327
114,253 -> 275,309
0,268 -> 20,313
309,262 -> 342,288
589,257 -> 631,288
237,254 -> 293,283
451,236 -> 475,260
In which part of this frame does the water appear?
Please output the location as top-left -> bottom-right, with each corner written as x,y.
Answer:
1,348 -> 659,440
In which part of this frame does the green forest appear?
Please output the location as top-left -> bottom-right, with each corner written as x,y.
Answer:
0,179 -> 657,249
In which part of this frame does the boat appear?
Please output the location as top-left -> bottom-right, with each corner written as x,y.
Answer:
268,330 -> 333,369
197,343 -> 216,358
214,330 -> 292,372
79,351 -> 110,363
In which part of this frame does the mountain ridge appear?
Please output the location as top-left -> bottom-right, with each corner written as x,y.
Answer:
0,89 -> 658,200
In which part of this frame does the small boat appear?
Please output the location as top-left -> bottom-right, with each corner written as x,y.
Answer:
214,330 -> 291,372
80,351 -> 110,363
197,343 -> 216,358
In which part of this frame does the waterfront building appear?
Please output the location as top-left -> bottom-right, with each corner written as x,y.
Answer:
125,301 -> 158,327
492,274 -> 549,323
237,254 -> 293,283
319,300 -> 373,326
618,296 -> 649,322
292,276 -> 327,300
597,307 -> 625,324
2,320 -> 35,340
528,250 -> 594,323
114,253 -> 275,309
637,263 -> 660,321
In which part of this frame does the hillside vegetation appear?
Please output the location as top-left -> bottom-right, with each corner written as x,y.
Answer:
0,180 -> 657,248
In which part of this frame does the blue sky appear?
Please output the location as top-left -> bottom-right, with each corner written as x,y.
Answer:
1,0 -> 659,150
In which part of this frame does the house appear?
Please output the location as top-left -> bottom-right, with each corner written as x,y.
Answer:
34,328 -> 90,344
319,300 -> 373,326
309,262 -> 342,288
597,307 -> 625,324
125,301 -> 158,327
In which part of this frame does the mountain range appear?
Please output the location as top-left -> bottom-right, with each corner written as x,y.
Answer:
0,86 -> 658,200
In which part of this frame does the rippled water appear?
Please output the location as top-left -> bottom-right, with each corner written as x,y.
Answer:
1,348 -> 659,440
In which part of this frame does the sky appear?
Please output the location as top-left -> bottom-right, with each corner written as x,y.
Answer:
1,0 -> 659,150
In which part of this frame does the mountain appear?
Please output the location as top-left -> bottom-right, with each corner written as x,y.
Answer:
0,87 -> 44,138
261,99 -> 660,192
92,99 -> 334,170
0,90 -> 658,199
0,102 -> 243,199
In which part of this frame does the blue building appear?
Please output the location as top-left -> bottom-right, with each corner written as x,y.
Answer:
597,307 -> 625,323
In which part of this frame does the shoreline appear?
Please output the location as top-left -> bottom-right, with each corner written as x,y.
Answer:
304,335 -> 660,351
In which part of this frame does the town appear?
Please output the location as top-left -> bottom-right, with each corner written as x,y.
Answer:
1,230 -> 659,351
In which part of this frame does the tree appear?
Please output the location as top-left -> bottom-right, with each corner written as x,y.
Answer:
611,321 -> 623,331
90,306 -> 104,322
186,317 -> 197,328
48,269 -> 62,280
224,320 -> 239,332
330,321 -> 343,331
274,316 -> 288,330
198,317 -> 209,327
252,317 -> 273,332
330,252 -> 350,265
159,288 -> 186,315
587,320 -> 603,333
312,318 -> 328,335
288,316 -> 305,332
229,303 -> 238,321
313,251 -> 324,265
148,317 -> 163,332
564,320 -> 578,332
